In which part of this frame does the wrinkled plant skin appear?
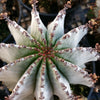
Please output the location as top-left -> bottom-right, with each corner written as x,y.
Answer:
0,1 -> 100,100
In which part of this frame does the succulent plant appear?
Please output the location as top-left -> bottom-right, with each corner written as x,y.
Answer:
0,1 -> 100,100
92,0 -> 100,43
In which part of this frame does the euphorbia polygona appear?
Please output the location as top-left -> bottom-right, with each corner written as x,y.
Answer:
0,1 -> 100,100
